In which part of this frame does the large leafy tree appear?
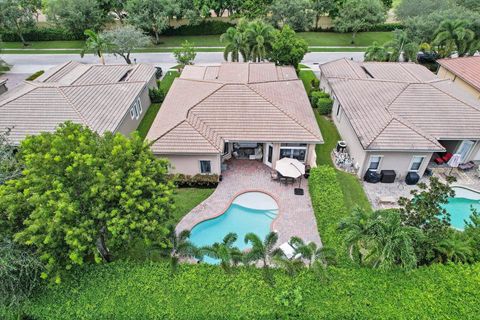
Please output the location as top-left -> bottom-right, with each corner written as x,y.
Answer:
240,0 -> 272,19
269,0 -> 315,31
433,19 -> 479,57
102,25 -> 151,64
0,122 -> 175,281
126,0 -> 180,44
220,26 -> 249,62
395,0 -> 456,20
99,0 -> 127,23
268,25 -> 308,68
43,0 -> 110,36
81,29 -> 110,65
334,0 -> 386,44
0,0 -> 37,46
311,0 -> 336,30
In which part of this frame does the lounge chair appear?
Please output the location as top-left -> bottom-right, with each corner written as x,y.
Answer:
458,161 -> 475,171
279,242 -> 301,260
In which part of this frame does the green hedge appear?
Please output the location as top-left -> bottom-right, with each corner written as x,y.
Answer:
10,260 -> 480,319
311,91 -> 333,115
309,166 -> 349,263
25,70 -> 44,81
0,27 -> 83,42
169,174 -> 219,188
148,87 -> 165,103
162,20 -> 235,36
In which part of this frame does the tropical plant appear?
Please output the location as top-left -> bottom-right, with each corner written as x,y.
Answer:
167,228 -> 200,272
0,128 -> 22,185
272,251 -> 304,277
364,41 -> 389,61
0,239 -> 43,309
433,19 -> 479,57
334,0 -> 387,44
464,209 -> 480,261
0,122 -> 175,282
338,207 -> 373,263
245,20 -> 274,62
220,27 -> 249,62
268,25 -> 308,68
173,41 -> 197,70
384,29 -> 419,62
102,25 -> 151,64
243,232 -> 280,268
432,231 -> 473,263
81,29 -> 110,65
201,233 -> 243,272
290,237 -> 336,267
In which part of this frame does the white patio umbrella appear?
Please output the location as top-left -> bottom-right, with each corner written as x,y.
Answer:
275,157 -> 305,178
447,153 -> 462,175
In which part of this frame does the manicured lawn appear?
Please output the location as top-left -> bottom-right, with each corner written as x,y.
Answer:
171,188 -> 215,226
160,70 -> 180,92
0,31 -> 390,54
298,68 -> 316,95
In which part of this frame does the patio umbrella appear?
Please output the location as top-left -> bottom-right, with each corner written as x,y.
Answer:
447,153 -> 462,175
275,158 -> 305,179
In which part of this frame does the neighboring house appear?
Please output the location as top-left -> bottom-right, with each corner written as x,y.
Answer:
0,79 -> 7,95
0,61 -> 157,145
320,58 -> 480,179
147,62 -> 323,176
437,56 -> 480,100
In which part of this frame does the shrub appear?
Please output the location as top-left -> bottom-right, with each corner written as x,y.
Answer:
310,78 -> 320,90
0,27 -> 83,42
162,20 -> 235,36
169,174 -> 219,188
25,70 -> 44,81
149,87 -> 165,103
317,98 -> 333,115
368,23 -> 405,31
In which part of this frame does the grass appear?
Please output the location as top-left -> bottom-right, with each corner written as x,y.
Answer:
136,70 -> 180,139
298,68 -> 316,95
0,31 -> 391,54
171,188 -> 215,226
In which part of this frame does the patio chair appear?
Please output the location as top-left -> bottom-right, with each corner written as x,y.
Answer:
279,242 -> 301,260
271,171 -> 279,181
458,161 -> 475,171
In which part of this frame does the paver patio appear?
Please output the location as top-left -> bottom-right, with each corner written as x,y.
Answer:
176,159 -> 322,246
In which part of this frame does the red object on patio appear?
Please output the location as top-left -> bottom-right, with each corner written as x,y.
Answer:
442,152 -> 453,162
434,157 -> 444,165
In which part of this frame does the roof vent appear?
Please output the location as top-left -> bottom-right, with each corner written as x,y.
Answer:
360,66 -> 374,79
119,69 -> 132,82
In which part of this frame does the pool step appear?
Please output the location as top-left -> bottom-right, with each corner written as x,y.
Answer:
264,211 -> 278,219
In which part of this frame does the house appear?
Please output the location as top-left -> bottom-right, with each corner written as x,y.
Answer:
319,58 -> 480,179
437,56 -> 480,100
147,63 -> 323,176
0,79 -> 7,95
0,61 -> 157,145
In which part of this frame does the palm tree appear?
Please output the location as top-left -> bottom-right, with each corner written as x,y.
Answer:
201,233 -> 243,272
433,232 -> 473,263
272,252 -> 304,277
243,232 -> 280,268
383,30 -> 419,62
220,27 -> 249,62
289,237 -> 336,268
338,207 -> 373,264
434,19 -> 477,57
168,228 -> 200,273
366,210 -> 421,270
81,29 -> 109,65
245,20 -> 274,62
364,42 -> 389,62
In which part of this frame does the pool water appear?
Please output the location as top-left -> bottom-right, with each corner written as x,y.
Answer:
442,187 -> 480,230
189,192 -> 278,264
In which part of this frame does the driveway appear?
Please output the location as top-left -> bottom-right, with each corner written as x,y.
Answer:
176,159 -> 322,246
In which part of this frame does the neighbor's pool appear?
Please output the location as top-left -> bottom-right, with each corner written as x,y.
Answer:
442,186 -> 480,230
189,191 -> 278,264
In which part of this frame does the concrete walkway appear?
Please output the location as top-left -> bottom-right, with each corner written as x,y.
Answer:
176,160 -> 322,246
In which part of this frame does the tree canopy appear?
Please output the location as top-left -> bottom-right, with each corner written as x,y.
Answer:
173,41 -> 197,68
268,25 -> 308,68
0,0 -> 37,46
268,0 -> 315,32
102,25 -> 151,64
0,122 -> 175,281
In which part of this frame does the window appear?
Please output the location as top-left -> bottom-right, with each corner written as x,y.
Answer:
368,155 -> 382,171
223,142 -> 229,155
267,144 -> 273,164
130,108 -> 135,120
131,98 -> 142,120
409,156 -> 425,172
200,160 -> 211,174
280,143 -> 307,162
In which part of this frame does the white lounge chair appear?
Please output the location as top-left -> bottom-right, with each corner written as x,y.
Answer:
279,242 -> 301,260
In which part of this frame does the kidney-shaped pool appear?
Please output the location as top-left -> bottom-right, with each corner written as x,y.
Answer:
189,191 -> 278,264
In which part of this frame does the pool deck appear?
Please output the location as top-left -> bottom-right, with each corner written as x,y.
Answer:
176,160 -> 322,246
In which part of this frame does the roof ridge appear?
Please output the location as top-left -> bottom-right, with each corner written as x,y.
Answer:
398,63 -> 423,82
365,118 -> 395,148
246,83 -> 321,140
392,116 -> 443,148
325,75 -> 420,84
185,116 -> 222,152
58,81 -> 146,88
347,59 -> 366,78
0,83 -> 37,108
427,82 -> 480,112
56,87 -> 91,126
41,61 -> 75,82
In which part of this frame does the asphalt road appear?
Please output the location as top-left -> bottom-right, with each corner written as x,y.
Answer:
0,51 -> 364,88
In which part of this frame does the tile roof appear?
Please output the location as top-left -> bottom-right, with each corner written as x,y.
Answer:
147,63 -> 323,154
0,61 -> 155,144
437,56 -> 480,93
321,59 -> 480,151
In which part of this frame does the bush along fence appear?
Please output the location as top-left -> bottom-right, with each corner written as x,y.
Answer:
0,27 -> 83,42
168,174 -> 220,188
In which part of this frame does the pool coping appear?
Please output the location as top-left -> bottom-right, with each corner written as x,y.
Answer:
452,184 -> 480,195
186,189 -> 282,233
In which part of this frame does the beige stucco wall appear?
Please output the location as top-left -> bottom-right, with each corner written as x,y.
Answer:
116,85 -> 151,136
363,151 -> 433,179
437,66 -> 480,100
159,154 -> 221,175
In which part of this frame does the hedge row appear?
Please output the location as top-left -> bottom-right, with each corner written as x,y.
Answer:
308,166 -> 349,263
0,27 -> 83,42
168,173 -> 219,188
163,20 -> 235,36
9,260 -> 479,319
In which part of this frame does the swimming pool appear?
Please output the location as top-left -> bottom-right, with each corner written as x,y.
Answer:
442,186 -> 480,230
189,191 -> 278,264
